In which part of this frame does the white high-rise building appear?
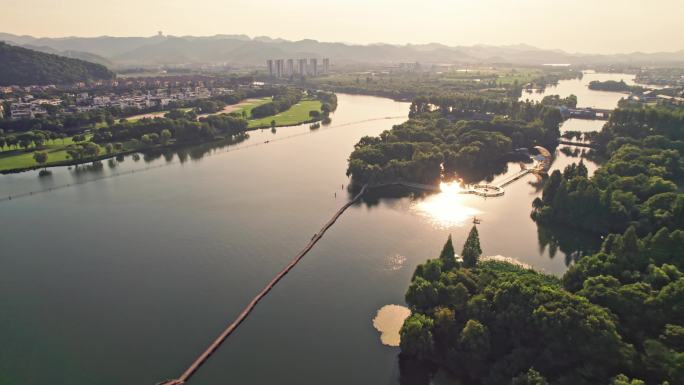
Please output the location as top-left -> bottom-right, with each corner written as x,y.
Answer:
286,59 -> 294,76
267,60 -> 274,77
309,58 -> 318,76
298,59 -> 307,75
275,59 -> 284,78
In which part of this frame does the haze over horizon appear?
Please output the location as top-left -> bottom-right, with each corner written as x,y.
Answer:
4,0 -> 683,55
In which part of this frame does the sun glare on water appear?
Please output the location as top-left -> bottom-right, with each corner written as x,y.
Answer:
411,181 -> 481,229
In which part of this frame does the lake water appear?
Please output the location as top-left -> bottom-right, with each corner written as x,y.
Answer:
521,70 -> 636,109
0,74 -> 616,385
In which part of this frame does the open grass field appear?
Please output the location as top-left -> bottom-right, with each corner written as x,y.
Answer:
247,99 -> 323,128
0,135 -> 117,172
227,97 -> 272,117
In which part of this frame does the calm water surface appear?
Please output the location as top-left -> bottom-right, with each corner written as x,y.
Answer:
0,80 -> 613,385
521,70 -> 636,109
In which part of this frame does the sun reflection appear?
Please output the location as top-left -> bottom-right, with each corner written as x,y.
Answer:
411,181 -> 481,229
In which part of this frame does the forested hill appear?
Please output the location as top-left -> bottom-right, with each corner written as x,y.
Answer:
0,42 -> 115,86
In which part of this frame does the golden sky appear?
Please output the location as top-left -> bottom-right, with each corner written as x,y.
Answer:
4,0 -> 682,53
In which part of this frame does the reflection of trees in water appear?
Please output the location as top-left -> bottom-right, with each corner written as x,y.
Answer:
358,185 -> 422,208
354,156 -> 534,206
449,158 -> 512,185
163,150 -> 174,163
557,145 -> 605,165
71,161 -> 105,180
63,134 -> 251,178
398,355 -> 438,385
537,224 -> 602,266
528,173 -> 546,193
559,146 -> 584,158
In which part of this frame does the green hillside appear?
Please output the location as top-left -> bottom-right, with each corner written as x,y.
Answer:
0,42 -> 115,86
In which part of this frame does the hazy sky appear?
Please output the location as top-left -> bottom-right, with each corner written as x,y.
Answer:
4,0 -> 682,54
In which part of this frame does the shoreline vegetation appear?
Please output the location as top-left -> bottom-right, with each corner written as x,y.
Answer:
401,225 -> 683,385
346,95 -> 563,187
0,89 -> 335,174
588,79 -> 646,94
324,67 -> 684,384
390,91 -> 683,384
308,66 -> 582,102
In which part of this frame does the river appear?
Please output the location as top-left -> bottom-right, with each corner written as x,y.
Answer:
0,73 -> 625,385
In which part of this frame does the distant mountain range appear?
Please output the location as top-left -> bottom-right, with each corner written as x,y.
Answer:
0,42 -> 115,86
1,33 -> 683,68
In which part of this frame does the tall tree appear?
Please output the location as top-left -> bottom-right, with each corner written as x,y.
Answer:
32,151 -> 48,169
462,225 -> 482,268
439,235 -> 458,270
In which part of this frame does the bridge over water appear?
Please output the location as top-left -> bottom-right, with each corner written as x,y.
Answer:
561,107 -> 613,120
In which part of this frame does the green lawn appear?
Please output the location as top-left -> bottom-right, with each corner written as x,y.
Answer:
230,97 -> 272,117
0,135 -> 120,172
247,99 -> 323,128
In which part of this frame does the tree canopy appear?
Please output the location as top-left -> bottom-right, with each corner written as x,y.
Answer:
0,42 -> 115,86
400,229 -> 683,385
347,95 -> 562,185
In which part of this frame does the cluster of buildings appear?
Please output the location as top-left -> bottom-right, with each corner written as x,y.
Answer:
397,62 -> 422,72
0,86 -> 236,120
267,58 -> 330,78
72,86 -> 219,112
627,89 -> 684,106
0,75 -> 232,95
7,100 -> 55,119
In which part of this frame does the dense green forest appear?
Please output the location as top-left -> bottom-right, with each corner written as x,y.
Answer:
347,95 -> 563,184
398,103 -> 684,384
91,109 -> 247,144
0,42 -> 115,85
531,106 -> 684,235
400,229 -> 683,385
588,80 -> 645,93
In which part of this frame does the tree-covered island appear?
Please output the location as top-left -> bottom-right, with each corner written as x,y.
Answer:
347,95 -> 563,185
588,80 -> 645,94
400,227 -> 683,385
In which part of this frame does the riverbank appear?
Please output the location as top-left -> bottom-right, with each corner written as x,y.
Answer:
0,93 -> 597,385
0,98 -> 325,173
